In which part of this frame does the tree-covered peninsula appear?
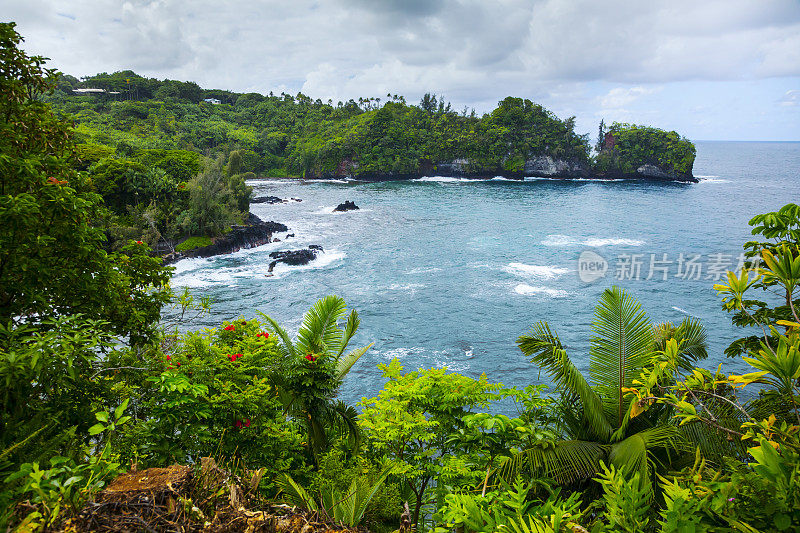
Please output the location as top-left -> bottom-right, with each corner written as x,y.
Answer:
50,70 -> 696,183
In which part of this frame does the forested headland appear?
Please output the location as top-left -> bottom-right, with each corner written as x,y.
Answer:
7,22 -> 798,533
40,67 -> 699,255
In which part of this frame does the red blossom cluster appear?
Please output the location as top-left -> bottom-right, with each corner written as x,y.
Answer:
256,332 -> 270,339
223,325 -> 235,331
234,419 -> 251,428
229,353 -> 243,362
136,240 -> 143,244
305,353 -> 317,362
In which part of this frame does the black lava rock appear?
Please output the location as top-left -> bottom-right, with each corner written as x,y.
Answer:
250,195 -> 285,204
268,246 -> 323,272
164,214 -> 288,264
333,200 -> 359,212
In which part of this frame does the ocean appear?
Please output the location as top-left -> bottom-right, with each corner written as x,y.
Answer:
169,141 -> 800,405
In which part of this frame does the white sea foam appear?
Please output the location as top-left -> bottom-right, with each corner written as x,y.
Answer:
671,306 -> 702,318
388,283 -> 426,294
514,283 -> 569,298
405,267 -> 443,275
541,234 -> 645,247
267,249 -> 346,278
413,176 -> 472,183
698,177 -> 730,183
504,262 -> 569,279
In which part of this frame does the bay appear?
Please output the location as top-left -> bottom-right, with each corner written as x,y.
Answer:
169,141 -> 800,404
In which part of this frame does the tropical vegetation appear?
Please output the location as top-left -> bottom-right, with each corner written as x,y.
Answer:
3,19 -> 798,533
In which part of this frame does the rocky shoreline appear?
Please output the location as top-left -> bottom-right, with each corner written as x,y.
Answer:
162,214 -> 289,265
304,156 -> 697,183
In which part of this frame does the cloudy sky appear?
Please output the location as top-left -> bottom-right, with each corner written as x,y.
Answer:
4,0 -> 799,140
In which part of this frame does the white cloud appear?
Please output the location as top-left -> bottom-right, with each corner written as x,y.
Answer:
599,86 -> 656,110
779,89 -> 800,107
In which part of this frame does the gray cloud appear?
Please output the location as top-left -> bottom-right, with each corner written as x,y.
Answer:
2,0 -> 798,139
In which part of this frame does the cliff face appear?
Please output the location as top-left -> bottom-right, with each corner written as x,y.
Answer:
306,156 -> 590,181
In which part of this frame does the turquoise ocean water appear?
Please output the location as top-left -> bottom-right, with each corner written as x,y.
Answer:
169,141 -> 800,404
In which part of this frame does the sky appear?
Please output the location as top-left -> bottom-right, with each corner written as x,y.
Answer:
3,0 -> 800,141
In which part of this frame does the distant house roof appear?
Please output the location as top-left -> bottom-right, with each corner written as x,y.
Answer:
73,88 -> 106,93
203,98 -> 222,104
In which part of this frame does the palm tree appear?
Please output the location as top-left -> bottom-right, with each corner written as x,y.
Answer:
499,286 -> 708,492
261,296 -> 373,456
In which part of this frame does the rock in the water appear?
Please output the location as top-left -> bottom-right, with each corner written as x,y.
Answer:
268,246 -> 323,272
250,195 -> 285,204
333,200 -> 359,212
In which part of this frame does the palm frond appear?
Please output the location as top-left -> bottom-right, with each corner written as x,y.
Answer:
351,464 -> 393,526
331,400 -> 362,452
653,318 -> 709,369
519,322 -> 612,441
336,343 -> 373,381
590,286 -> 654,429
496,440 -> 607,485
258,312 -> 297,358
296,295 -> 347,355
276,473 -> 318,511
679,420 -> 748,465
337,309 -> 360,357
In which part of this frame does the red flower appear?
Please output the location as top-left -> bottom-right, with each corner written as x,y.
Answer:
224,325 -> 235,331
235,420 -> 242,428
166,355 -> 171,361
305,353 -> 317,362
256,332 -> 269,339
136,241 -> 143,245
229,353 -> 243,362
245,419 -> 251,427
176,362 -> 181,367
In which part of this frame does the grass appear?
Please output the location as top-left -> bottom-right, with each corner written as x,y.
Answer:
175,236 -> 212,252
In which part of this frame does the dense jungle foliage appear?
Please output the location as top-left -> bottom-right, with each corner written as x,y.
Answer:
4,22 -> 792,533
594,122 -> 696,177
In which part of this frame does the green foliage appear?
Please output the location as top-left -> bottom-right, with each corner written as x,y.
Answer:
130,317 -> 307,490
594,122 -> 696,176
175,235 -> 212,252
432,478 -> 584,533
175,155 -> 248,236
717,203 -> 800,360
262,296 -> 372,456
278,463 -> 392,527
0,22 -> 172,342
359,360 -> 502,527
305,448 -> 402,526
504,287 -> 705,492
593,462 -> 650,532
